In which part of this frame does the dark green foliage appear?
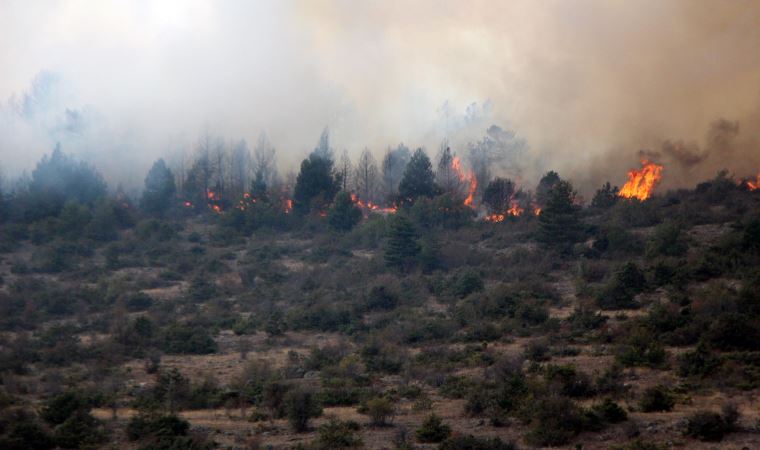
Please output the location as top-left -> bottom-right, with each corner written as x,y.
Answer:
384,215 -> 419,270
41,391 -> 92,425
677,343 -> 721,378
704,313 -> 760,351
294,152 -> 340,215
616,328 -> 668,368
328,191 -> 362,232
685,406 -> 738,442
124,292 -> 154,312
537,180 -> 582,246
398,148 -> 437,202
535,171 -> 560,205
363,397 -> 395,426
0,415 -> 55,450
592,182 -> 619,208
646,222 -> 688,257
524,395 -> 588,447
285,389 -> 322,432
591,398 -> 628,423
438,434 -> 518,450
141,159 -> 177,216
366,285 -> 399,311
127,413 -> 189,441
544,364 -> 594,398
409,194 -> 475,229
160,324 -> 217,354
598,262 -> 647,309
416,413 -> 451,443
23,145 -> 107,221
52,410 -> 106,449
451,269 -> 484,298
639,385 -> 675,412
314,418 -> 363,449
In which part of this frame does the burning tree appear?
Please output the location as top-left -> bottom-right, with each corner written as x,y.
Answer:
618,160 -> 663,201
482,178 -> 516,217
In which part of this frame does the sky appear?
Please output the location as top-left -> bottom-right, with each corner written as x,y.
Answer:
1,0 -> 759,194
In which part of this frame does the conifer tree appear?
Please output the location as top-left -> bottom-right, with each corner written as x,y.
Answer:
398,148 -> 437,202
384,215 -> 419,270
537,180 -> 582,245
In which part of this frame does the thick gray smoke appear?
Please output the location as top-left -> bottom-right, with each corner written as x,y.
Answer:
1,1 -> 760,196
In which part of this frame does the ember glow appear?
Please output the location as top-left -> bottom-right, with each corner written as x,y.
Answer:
618,160 -> 663,201
747,172 -> 760,191
350,193 -> 398,214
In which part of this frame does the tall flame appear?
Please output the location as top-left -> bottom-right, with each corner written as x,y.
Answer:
618,160 -> 663,201
451,156 -> 478,208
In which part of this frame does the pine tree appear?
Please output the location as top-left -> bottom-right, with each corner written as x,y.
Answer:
293,153 -> 340,215
537,180 -> 582,245
384,215 -> 419,270
140,159 -> 176,216
398,148 -> 437,202
535,170 -> 561,206
328,191 -> 362,232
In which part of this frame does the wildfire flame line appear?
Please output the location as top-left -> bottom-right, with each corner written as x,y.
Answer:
618,160 -> 663,201
747,171 -> 760,191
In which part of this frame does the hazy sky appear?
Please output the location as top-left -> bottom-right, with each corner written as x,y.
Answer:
2,0 -> 759,192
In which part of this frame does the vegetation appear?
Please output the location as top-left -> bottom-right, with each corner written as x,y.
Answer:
0,143 -> 757,448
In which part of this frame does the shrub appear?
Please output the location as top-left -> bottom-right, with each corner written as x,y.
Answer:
366,285 -> 399,311
638,385 -> 675,412
438,434 -> 518,450
285,389 -> 322,432
524,395 -> 587,447
451,269 -> 484,298
592,398 -> 628,423
160,324 -> 217,355
416,413 -> 452,443
41,391 -> 91,425
52,410 -> 107,449
314,418 -> 363,449
685,411 -> 729,441
0,414 -> 55,450
363,397 -> 395,426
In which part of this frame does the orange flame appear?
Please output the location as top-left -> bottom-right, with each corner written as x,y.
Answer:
284,199 -> 293,214
451,156 -> 478,208
183,201 -> 193,208
618,160 -> 663,201
747,171 -> 760,191
350,193 -> 397,214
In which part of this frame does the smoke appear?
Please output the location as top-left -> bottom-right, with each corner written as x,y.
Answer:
1,0 -> 760,196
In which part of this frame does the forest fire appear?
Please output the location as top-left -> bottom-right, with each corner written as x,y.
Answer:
350,193 -> 397,214
451,156 -> 478,207
618,160 -> 663,201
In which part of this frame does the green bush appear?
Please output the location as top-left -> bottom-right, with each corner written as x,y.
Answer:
285,389 -> 322,432
438,434 -> 518,450
638,385 -> 675,412
314,418 -> 363,449
159,324 -> 217,355
592,398 -> 628,423
416,413 -> 451,443
41,391 -> 92,425
363,397 -> 395,426
685,410 -> 733,441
